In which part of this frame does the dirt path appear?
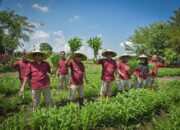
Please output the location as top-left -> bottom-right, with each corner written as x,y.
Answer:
157,76 -> 180,81
0,72 -> 17,77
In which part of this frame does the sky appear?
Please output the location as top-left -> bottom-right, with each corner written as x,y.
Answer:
0,0 -> 179,58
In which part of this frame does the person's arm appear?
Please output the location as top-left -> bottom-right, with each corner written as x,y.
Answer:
53,62 -> 59,75
117,63 -> 125,78
19,76 -> 28,96
11,60 -> 18,68
82,64 -> 89,84
134,69 -> 141,78
47,62 -> 55,75
158,62 -> 166,67
65,54 -> 73,65
94,57 -> 103,64
19,63 -> 31,96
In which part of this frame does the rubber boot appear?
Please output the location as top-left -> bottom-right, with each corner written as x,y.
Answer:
79,98 -> 84,109
107,95 -> 111,99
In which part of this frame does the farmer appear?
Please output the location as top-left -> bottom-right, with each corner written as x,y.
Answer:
19,50 -> 53,111
95,50 -> 117,99
134,55 -> 149,88
56,51 -> 69,90
66,52 -> 89,108
117,54 -> 132,92
147,54 -> 166,90
11,53 -> 31,87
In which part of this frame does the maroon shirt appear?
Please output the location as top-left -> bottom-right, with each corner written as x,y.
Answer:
98,59 -> 117,82
58,59 -> 68,75
69,60 -> 85,85
26,61 -> 51,90
134,64 -> 149,79
13,61 -> 29,80
149,61 -> 166,78
117,61 -> 130,80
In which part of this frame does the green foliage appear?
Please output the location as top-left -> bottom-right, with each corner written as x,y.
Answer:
0,9 -> 34,53
164,48 -> 178,64
129,22 -> 170,57
48,53 -> 59,68
0,64 -> 16,72
68,37 -> 82,55
39,42 -> 53,55
152,103 -> 180,130
157,68 -> 180,77
0,63 -> 180,129
127,58 -> 138,74
0,76 -> 20,94
1,80 -> 179,129
87,36 -> 102,58
168,7 -> 180,54
127,8 -> 180,64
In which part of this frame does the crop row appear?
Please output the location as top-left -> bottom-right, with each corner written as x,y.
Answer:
1,80 -> 179,130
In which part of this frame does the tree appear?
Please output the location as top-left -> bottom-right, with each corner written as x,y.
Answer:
68,37 -> 82,54
39,42 -> 53,55
87,36 -> 102,59
0,9 -> 34,54
168,7 -> 180,54
126,8 -> 180,64
127,22 -> 170,57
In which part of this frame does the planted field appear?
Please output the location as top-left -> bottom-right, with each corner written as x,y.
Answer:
0,81 -> 180,130
0,63 -> 180,130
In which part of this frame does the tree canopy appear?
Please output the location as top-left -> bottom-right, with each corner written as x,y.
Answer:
39,42 -> 53,55
0,9 -> 34,54
126,8 -> 180,63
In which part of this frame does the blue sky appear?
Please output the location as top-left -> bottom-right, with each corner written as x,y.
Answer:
0,0 -> 179,58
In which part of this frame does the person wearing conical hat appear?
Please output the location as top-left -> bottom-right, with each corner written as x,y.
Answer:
134,54 -> 149,88
147,54 -> 166,90
19,50 -> 53,111
66,52 -> 89,109
95,50 -> 117,99
117,54 -> 132,92
56,51 -> 69,91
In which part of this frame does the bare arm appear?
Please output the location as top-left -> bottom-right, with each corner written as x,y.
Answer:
65,55 -> 73,65
19,76 -> 28,96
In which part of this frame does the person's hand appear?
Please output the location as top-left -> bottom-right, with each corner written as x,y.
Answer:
137,77 -> 141,83
125,65 -> 130,71
120,73 -> 125,78
19,87 -> 25,96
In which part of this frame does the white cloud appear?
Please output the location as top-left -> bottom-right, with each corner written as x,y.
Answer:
88,24 -> 98,30
52,30 -> 68,52
78,44 -> 94,59
97,34 -> 103,37
52,31 -> 94,58
119,41 -> 133,47
31,30 -> 50,40
69,15 -> 81,22
32,3 -> 49,13
31,21 -> 44,28
17,3 -> 23,8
